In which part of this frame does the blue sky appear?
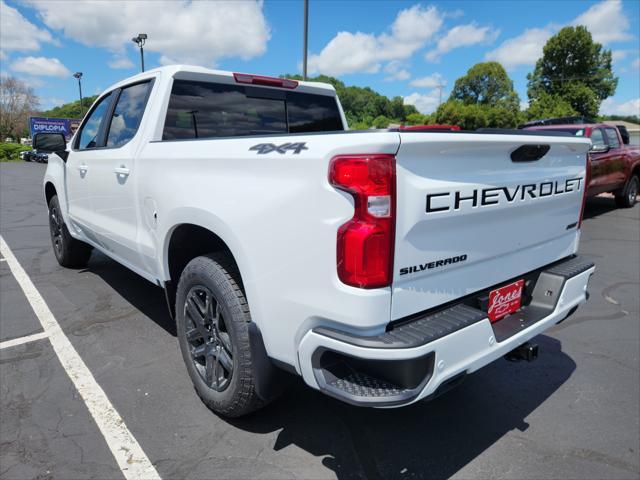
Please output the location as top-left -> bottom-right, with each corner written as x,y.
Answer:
1,0 -> 639,116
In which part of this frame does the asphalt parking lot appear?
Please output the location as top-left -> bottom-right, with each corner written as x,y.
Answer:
1,161 -> 638,480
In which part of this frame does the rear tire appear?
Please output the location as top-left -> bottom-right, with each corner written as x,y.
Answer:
48,195 -> 93,268
615,175 -> 639,208
176,254 -> 267,417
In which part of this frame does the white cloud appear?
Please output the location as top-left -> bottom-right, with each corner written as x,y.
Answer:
485,27 -> 553,70
25,0 -> 270,67
108,56 -> 135,70
0,0 -> 55,53
410,72 -> 446,88
383,61 -> 410,81
384,70 -> 411,82
571,0 -> 631,44
486,0 -> 633,70
426,23 -> 499,61
10,56 -> 70,77
308,4 -> 444,76
404,90 -> 442,114
600,97 -> 640,116
520,100 -> 530,110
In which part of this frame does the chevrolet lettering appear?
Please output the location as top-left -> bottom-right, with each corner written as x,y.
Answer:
426,177 -> 584,213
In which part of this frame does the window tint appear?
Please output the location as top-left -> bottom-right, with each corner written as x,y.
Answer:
287,92 -> 344,133
605,128 -> 620,148
106,82 -> 151,148
77,93 -> 112,149
163,80 -> 342,140
591,128 -> 606,148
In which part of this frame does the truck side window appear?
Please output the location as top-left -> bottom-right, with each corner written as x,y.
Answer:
591,128 -> 606,149
604,128 -> 620,149
106,81 -> 152,148
76,93 -> 112,150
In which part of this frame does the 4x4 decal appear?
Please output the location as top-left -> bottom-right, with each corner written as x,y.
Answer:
249,142 -> 308,154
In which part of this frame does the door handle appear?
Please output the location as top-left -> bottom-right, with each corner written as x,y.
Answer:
114,165 -> 130,176
78,164 -> 88,173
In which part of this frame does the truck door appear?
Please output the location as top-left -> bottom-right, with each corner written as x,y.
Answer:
87,80 -> 153,272
65,92 -> 114,243
603,127 -> 627,188
588,127 -> 611,195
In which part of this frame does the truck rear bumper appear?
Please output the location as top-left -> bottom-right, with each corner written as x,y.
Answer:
297,256 -> 595,407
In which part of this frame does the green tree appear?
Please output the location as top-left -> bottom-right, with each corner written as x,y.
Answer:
40,95 -> 98,119
405,113 -> 430,125
283,74 -> 418,128
436,62 -> 520,129
434,101 -> 520,130
527,26 -> 617,118
450,61 -> 520,111
372,115 -> 392,129
524,92 -> 578,121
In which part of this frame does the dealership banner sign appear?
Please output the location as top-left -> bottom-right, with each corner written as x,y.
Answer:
29,117 -> 80,140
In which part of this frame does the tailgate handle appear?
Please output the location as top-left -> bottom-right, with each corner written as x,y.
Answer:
511,144 -> 550,162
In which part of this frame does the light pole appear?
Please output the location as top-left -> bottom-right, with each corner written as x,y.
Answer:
132,33 -> 147,72
302,0 -> 308,80
73,72 -> 84,117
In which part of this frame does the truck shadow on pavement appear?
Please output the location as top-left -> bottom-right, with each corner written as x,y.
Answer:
85,254 -> 576,480
583,195 -> 626,220
230,335 -> 575,480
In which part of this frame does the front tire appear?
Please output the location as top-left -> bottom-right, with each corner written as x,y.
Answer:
176,254 -> 267,417
615,174 -> 639,208
48,195 -> 93,268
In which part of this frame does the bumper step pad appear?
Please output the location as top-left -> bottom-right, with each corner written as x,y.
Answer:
314,304 -> 486,350
328,371 -> 408,398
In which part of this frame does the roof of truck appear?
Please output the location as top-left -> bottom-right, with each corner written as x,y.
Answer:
103,64 -> 337,96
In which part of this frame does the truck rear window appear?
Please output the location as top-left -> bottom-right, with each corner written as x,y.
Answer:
162,79 -> 343,140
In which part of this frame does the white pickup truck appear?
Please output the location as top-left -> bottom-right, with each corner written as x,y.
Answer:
36,65 -> 595,417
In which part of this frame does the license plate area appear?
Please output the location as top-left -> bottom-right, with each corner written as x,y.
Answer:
487,279 -> 525,322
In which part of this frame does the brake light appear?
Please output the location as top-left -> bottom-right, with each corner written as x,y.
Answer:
233,72 -> 298,89
578,152 -> 591,228
329,154 -> 396,288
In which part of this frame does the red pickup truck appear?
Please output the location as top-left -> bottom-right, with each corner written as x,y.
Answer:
525,123 -> 640,208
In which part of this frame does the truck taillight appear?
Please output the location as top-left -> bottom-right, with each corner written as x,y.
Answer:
329,154 -> 396,288
579,153 -> 591,228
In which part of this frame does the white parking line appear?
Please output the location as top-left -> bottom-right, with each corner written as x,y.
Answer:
0,331 -> 49,349
0,236 -> 161,480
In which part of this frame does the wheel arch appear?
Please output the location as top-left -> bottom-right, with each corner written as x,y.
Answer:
44,181 -> 57,205
161,218 -> 251,320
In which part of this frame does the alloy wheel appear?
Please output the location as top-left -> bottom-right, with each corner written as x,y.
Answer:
49,206 -> 63,255
183,285 -> 234,391
628,177 -> 638,205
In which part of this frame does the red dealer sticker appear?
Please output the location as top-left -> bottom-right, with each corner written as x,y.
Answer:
487,279 -> 525,322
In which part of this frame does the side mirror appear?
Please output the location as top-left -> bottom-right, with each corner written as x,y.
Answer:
33,133 -> 68,161
590,143 -> 609,154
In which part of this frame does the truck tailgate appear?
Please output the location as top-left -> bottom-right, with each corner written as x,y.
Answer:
392,132 -> 590,320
